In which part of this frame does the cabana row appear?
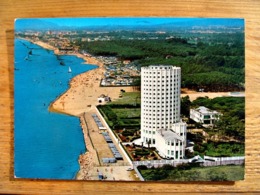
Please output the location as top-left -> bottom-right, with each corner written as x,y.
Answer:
102,132 -> 113,143
92,114 -> 106,130
102,158 -> 117,163
102,132 -> 123,160
108,143 -> 123,160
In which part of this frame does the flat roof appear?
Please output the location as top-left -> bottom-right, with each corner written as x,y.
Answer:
193,106 -> 219,115
156,129 -> 183,142
142,65 -> 180,70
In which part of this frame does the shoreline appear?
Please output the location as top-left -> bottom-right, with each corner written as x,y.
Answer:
18,37 -> 105,180
18,37 -> 105,115
19,37 -> 137,180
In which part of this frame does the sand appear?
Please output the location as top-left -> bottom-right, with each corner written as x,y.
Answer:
181,88 -> 230,101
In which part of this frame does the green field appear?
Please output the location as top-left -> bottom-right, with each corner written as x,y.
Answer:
108,92 -> 141,105
97,93 -> 141,130
112,108 -> 140,118
139,164 -> 244,181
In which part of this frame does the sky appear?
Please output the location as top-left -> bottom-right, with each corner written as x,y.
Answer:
41,17 -> 188,27
40,17 -> 244,27
15,17 -> 244,31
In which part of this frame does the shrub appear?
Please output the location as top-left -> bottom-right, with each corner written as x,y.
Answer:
135,149 -> 150,156
162,164 -> 175,171
137,165 -> 148,170
207,170 -> 228,181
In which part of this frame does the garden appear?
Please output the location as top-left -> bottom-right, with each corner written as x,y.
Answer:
124,144 -> 160,161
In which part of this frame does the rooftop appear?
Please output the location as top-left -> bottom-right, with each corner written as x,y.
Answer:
156,129 -> 183,142
142,65 -> 180,70
193,106 -> 219,114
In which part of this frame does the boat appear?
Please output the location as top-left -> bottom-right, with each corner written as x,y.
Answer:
68,66 -> 72,73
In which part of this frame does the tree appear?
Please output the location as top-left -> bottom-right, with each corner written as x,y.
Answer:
181,96 -> 191,117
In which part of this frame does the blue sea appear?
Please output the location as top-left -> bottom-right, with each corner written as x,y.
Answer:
14,39 -> 97,179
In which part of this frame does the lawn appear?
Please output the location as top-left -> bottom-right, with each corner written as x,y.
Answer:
108,92 -> 141,105
139,164 -> 244,181
112,108 -> 141,118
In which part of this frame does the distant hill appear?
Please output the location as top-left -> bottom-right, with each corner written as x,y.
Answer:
161,18 -> 244,28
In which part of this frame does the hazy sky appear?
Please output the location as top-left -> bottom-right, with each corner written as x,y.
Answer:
40,17 -> 244,27
15,17 -> 244,31
42,17 -> 186,27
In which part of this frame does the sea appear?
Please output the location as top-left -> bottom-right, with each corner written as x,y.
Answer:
14,39 -> 97,179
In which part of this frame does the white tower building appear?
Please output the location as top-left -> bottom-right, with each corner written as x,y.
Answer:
141,65 -> 186,159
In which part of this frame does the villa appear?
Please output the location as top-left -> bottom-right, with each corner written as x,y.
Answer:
190,106 -> 221,127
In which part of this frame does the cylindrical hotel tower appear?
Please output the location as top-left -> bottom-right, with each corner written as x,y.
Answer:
141,65 -> 181,146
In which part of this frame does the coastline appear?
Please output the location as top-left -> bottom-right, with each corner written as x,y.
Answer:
18,37 -> 136,180
19,37 -> 105,115
18,37 -> 104,180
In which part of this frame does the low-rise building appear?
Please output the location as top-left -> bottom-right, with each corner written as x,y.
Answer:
97,94 -> 110,103
190,106 -> 221,127
155,122 -> 186,160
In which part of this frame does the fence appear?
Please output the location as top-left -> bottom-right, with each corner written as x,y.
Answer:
202,159 -> 244,166
133,159 -> 189,168
133,156 -> 245,169
204,155 -> 245,162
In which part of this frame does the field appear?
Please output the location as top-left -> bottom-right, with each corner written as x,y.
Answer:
108,92 -> 141,105
139,164 -> 244,181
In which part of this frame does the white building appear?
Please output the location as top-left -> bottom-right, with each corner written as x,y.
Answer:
97,94 -> 110,103
190,106 -> 221,127
155,122 -> 186,159
141,65 -> 186,159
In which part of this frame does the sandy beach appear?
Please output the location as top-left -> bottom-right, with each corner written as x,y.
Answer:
24,38 -> 135,116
